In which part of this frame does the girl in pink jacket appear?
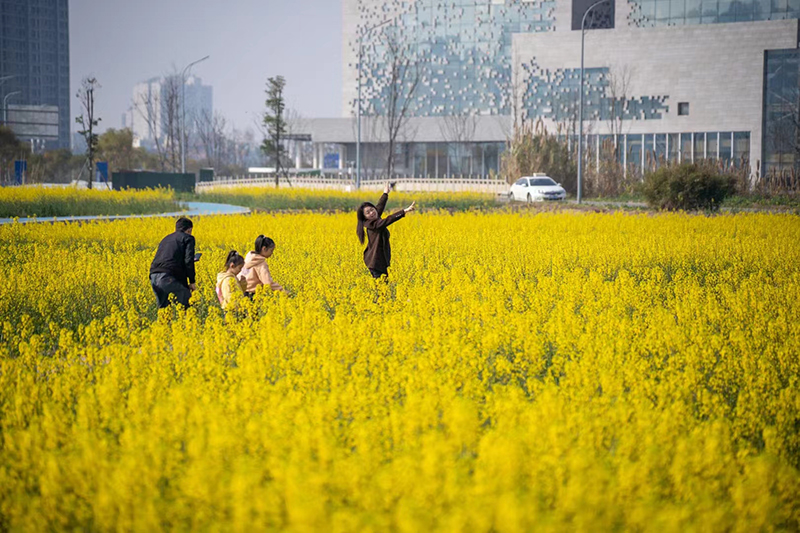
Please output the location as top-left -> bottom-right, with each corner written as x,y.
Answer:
238,235 -> 287,296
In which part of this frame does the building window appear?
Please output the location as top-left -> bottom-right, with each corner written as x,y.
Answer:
573,0 -> 615,30
678,102 -> 690,116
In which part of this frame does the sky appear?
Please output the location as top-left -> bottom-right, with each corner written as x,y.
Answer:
69,0 -> 343,135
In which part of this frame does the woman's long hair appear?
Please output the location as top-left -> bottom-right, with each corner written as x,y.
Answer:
356,202 -> 375,245
221,250 -> 244,272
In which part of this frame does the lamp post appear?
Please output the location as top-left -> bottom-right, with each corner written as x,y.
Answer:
180,55 -> 209,174
357,18 -> 393,189
3,91 -> 21,125
577,0 -> 610,204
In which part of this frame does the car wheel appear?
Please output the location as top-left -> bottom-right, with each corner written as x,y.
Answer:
527,193 -> 532,204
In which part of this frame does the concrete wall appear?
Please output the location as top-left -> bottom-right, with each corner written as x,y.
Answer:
513,18 -> 800,173
308,115 -> 510,143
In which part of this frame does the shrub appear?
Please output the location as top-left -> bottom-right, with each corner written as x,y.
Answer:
501,120 -> 576,193
642,162 -> 736,211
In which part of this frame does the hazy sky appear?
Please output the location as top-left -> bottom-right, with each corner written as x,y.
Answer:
69,0 -> 343,134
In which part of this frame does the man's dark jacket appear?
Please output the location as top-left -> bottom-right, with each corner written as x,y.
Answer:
149,231 -> 196,287
363,193 -> 405,272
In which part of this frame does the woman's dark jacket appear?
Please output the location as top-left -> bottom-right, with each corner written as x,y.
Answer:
363,193 -> 405,271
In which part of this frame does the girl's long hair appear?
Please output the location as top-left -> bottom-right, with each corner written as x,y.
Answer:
356,202 -> 375,245
221,250 -> 244,272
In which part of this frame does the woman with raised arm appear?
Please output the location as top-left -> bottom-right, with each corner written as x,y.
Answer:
356,182 -> 416,280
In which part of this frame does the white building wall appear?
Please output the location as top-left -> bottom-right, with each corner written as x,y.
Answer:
335,1 -> 797,175
513,18 -> 800,174
131,78 -> 163,145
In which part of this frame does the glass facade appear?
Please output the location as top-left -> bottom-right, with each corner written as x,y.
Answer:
358,0 -> 555,117
628,0 -> 799,26
348,0 -> 769,177
350,141 -> 505,178
0,0 -> 70,150
584,131 -> 749,174
522,65 -> 669,121
358,0 -> 671,121
408,142 -> 505,177
763,49 -> 799,175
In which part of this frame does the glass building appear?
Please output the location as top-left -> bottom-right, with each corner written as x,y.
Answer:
299,0 -> 800,179
0,0 -> 70,151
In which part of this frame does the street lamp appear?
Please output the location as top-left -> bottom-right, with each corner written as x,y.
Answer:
577,0 -> 610,204
180,55 -> 209,174
3,91 -> 21,125
357,18 -> 394,189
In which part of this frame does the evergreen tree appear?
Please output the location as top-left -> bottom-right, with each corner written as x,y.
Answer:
261,76 -> 288,187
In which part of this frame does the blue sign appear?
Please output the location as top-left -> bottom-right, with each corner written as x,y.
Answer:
96,161 -> 109,184
323,153 -> 340,169
14,160 -> 26,185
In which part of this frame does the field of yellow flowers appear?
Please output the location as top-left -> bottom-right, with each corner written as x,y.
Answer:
1,210 -> 799,531
196,185 -> 498,211
0,186 -> 179,218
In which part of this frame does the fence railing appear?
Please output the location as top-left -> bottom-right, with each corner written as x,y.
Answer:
197,174 -> 510,194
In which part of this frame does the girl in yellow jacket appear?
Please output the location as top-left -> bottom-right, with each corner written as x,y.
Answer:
215,251 -> 247,309
238,235 -> 288,296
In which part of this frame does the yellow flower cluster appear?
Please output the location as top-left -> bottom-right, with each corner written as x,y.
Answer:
0,186 -> 178,218
198,185 -> 497,211
1,210 -> 799,531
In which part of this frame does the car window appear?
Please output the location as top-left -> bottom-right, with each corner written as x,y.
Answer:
515,178 -> 527,186
530,178 -> 556,186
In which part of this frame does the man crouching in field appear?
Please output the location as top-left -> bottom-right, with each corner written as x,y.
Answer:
149,216 -> 197,309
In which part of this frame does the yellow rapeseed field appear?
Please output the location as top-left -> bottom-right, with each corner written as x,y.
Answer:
0,186 -> 178,218
197,185 -> 498,211
1,210 -> 798,531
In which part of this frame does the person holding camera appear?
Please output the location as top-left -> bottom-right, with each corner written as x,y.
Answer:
149,216 -> 197,309
356,181 -> 416,280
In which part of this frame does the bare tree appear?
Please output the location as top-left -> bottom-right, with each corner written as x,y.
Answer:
133,85 -> 167,170
508,62 -> 527,137
195,109 -> 227,170
228,128 -> 252,173
376,28 -> 421,180
75,76 -> 101,189
438,112 -> 477,147
438,111 -> 478,176
162,73 -> 182,172
131,73 -> 183,172
605,66 -> 633,139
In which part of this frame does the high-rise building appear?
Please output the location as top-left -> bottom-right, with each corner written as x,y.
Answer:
0,0 -> 70,151
130,75 -> 213,153
304,0 -> 799,178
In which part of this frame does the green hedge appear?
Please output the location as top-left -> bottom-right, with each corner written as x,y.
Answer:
642,163 -> 736,211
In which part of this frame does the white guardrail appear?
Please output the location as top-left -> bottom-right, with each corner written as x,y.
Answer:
196,175 -> 511,195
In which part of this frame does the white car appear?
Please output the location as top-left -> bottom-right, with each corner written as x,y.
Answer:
508,175 -> 567,203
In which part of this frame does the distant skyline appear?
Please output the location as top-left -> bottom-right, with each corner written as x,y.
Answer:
69,0 -> 342,135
